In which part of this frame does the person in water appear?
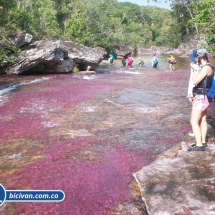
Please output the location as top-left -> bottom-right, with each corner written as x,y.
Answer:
127,56 -> 133,67
138,58 -> 144,66
151,54 -> 158,68
188,49 -> 213,152
109,53 -> 114,65
121,58 -> 126,66
167,53 -> 176,71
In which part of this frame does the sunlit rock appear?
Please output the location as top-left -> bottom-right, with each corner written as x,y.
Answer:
60,40 -> 107,68
133,141 -> 215,215
6,39 -> 107,75
7,40 -> 74,74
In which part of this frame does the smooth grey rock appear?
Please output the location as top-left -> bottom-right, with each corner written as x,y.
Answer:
115,44 -> 132,58
7,40 -> 72,74
60,40 -> 107,66
133,141 -> 215,215
7,39 -> 106,74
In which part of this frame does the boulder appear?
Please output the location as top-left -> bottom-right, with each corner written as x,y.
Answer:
13,32 -> 33,48
138,48 -> 155,56
115,44 -> 132,58
150,46 -> 163,53
7,40 -> 74,74
133,142 -> 215,215
60,40 -> 107,70
6,39 -> 107,74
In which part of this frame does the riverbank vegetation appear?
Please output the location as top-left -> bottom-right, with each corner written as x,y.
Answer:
0,0 -> 215,67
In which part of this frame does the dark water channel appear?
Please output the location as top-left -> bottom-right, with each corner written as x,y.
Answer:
0,54 -> 215,214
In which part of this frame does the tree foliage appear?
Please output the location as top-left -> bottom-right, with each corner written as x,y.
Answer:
150,0 -> 215,54
2,0 -> 214,67
191,0 -> 215,54
0,0 -> 174,50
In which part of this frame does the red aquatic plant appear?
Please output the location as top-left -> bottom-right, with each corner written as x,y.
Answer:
7,139 -> 147,215
0,75 -> 124,143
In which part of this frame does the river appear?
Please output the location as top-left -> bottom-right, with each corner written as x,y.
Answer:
0,54 -> 214,214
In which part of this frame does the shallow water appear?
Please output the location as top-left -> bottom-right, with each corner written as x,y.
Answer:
97,53 -> 215,71
0,55 -> 214,214
97,53 -> 215,74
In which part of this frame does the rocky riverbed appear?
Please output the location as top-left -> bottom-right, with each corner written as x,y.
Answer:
0,59 -> 215,214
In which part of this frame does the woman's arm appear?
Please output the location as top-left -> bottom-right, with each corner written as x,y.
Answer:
192,65 -> 213,85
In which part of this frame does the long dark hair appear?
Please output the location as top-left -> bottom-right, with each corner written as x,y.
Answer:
197,55 -> 209,64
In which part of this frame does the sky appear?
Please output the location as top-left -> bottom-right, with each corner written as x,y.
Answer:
117,0 -> 171,10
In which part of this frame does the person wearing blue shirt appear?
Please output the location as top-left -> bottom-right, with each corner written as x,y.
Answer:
151,54 -> 158,68
109,54 -> 114,65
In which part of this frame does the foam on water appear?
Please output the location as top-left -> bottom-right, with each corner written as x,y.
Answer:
0,77 -> 49,106
125,70 -> 141,75
83,75 -> 96,80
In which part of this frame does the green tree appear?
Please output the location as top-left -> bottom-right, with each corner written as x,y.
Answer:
191,0 -> 215,54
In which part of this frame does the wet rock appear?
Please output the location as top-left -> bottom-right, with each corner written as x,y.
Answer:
133,141 -> 215,215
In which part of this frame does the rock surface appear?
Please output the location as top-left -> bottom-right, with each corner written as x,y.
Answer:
60,40 -> 107,70
6,40 -> 107,74
13,32 -> 33,48
138,35 -> 203,58
133,141 -> 215,215
115,44 -> 132,58
7,40 -> 74,74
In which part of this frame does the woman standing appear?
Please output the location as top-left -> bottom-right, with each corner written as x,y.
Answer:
188,49 -> 213,152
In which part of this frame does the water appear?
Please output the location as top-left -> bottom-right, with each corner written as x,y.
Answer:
96,54 -> 215,78
96,53 -> 201,72
0,54 -> 214,214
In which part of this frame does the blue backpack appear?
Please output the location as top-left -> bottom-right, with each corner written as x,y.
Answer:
154,59 -> 158,66
207,65 -> 215,99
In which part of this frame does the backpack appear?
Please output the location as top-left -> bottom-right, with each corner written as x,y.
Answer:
172,58 -> 177,64
154,59 -> 158,66
207,65 -> 215,99
192,64 -> 214,98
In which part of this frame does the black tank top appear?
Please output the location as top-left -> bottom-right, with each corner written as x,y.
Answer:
193,64 -> 214,96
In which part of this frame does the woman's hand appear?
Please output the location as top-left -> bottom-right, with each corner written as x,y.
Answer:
189,96 -> 193,103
